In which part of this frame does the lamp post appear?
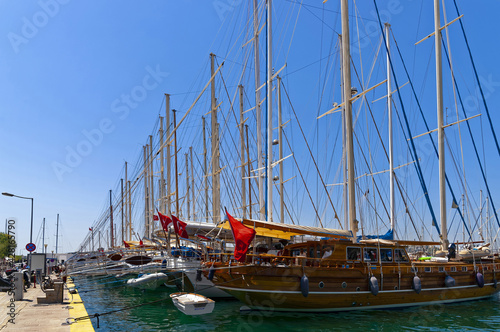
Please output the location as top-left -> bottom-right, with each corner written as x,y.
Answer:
2,192 -> 34,270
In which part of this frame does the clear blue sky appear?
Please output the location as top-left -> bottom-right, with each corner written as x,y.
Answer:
1,0 -> 500,255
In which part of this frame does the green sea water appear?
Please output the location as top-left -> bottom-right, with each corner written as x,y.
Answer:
73,276 -> 500,331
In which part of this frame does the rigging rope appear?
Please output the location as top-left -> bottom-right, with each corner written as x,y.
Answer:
373,0 -> 441,236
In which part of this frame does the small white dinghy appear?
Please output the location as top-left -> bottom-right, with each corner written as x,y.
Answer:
127,272 -> 169,290
170,292 -> 215,315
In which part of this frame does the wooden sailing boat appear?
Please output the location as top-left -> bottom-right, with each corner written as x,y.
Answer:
205,0 -> 500,311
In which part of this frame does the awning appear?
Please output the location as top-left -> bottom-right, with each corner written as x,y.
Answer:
219,218 -> 352,240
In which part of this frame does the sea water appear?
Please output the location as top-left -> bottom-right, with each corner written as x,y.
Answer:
73,276 -> 500,331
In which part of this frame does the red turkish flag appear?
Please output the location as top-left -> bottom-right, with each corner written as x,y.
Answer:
226,210 -> 256,262
158,211 -> 172,232
123,241 -> 130,248
171,215 -> 189,238
153,215 -> 159,221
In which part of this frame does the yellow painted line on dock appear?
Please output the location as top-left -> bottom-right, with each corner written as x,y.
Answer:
67,277 -> 95,332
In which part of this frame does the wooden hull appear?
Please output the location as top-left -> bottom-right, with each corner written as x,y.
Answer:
210,263 -> 500,312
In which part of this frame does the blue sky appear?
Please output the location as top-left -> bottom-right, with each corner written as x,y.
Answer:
1,0 -> 500,255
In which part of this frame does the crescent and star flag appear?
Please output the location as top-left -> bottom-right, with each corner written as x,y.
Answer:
158,211 -> 172,232
153,215 -> 159,221
226,209 -> 256,262
123,241 -> 130,248
171,215 -> 189,238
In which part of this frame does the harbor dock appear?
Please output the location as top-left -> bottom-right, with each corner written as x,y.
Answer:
0,277 -> 94,331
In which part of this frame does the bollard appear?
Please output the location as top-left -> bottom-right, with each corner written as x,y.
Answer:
13,272 -> 23,301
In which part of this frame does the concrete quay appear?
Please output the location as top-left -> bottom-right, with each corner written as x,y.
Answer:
0,277 -> 94,332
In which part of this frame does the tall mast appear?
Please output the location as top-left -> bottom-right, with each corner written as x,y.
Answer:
149,135 -> 154,237
143,145 -> 149,236
278,76 -> 284,224
210,53 -> 221,223
339,35 -> 349,231
186,152 -> 190,220
121,178 -> 124,243
239,85 -> 247,218
435,0 -> 447,251
385,23 -> 395,238
253,0 -> 264,220
341,0 -> 357,238
127,180 -> 132,240
266,0 -> 273,222
203,117 -> 209,222
165,94 -> 172,215
160,116 -> 165,214
109,189 -> 114,247
55,213 -> 59,254
173,110 -> 180,216
42,217 -> 45,254
246,124 -> 252,219
190,146 -> 195,220
125,161 -> 128,239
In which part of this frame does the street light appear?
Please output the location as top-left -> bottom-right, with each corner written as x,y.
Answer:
2,192 -> 34,269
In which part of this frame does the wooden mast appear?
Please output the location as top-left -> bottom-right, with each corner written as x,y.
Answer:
278,76 -> 284,224
143,145 -> 149,237
165,94 -> 172,216
109,189 -> 114,248
386,23 -> 395,238
149,135 -> 154,238
239,84 -> 247,218
210,53 -> 221,223
120,178 -> 124,244
266,0 -> 273,222
341,0 -> 357,239
253,0 -> 264,220
173,109 -> 180,216
190,146 -> 195,220
434,0 -> 448,251
203,116 -> 209,222
186,152 -> 190,220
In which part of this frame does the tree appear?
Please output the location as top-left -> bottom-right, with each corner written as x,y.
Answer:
0,233 -> 17,259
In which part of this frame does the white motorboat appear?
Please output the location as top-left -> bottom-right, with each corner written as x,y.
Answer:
126,272 -> 170,290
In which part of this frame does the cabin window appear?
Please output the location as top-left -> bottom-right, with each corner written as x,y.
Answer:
347,247 -> 361,261
364,248 -> 378,263
308,246 -> 316,259
380,249 -> 393,263
424,267 -> 431,272
461,266 -> 467,272
451,267 -> 456,272
438,267 -> 444,272
394,249 -> 409,263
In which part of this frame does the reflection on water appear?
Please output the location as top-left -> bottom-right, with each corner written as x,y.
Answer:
74,276 -> 500,331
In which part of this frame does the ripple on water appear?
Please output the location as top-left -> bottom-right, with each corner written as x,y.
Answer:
73,277 -> 500,332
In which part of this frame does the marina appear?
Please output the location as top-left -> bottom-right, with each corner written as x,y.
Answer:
2,0 -> 500,330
